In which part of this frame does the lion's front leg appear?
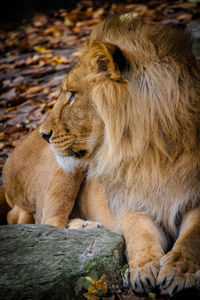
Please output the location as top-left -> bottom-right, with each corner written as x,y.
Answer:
117,211 -> 167,294
157,207 -> 200,296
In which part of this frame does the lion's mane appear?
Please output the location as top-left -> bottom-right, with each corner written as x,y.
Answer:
85,17 -> 200,234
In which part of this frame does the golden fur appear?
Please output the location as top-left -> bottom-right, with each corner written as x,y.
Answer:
2,127 -> 85,228
2,15 -> 200,296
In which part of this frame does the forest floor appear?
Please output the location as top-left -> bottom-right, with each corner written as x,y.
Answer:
0,1 -> 200,299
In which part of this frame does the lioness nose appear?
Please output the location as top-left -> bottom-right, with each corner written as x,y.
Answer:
40,130 -> 52,143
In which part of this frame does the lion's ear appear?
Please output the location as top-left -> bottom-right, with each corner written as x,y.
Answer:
88,41 -> 130,80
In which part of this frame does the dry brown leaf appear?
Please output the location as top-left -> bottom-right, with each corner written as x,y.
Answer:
25,86 -> 43,95
47,100 -> 57,107
26,54 -> 40,65
1,88 -> 16,101
33,13 -> 48,27
172,3 -> 197,9
6,107 -> 16,113
0,133 -> 8,141
93,7 -> 104,19
2,114 -> 16,120
176,13 -> 192,22
44,26 -> 62,37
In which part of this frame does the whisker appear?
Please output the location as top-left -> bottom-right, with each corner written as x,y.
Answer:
55,145 -> 73,150
75,135 -> 100,142
52,135 -> 74,141
53,139 -> 74,144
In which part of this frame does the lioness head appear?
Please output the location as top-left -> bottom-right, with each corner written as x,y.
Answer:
40,15 -> 200,173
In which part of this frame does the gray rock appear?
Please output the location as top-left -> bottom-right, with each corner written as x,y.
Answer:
0,225 -> 125,300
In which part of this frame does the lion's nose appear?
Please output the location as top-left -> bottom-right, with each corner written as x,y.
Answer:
40,130 -> 52,143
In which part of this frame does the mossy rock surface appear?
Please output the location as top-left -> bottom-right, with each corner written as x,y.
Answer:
0,224 -> 125,300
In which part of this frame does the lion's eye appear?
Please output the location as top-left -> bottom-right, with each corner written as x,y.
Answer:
68,91 -> 76,104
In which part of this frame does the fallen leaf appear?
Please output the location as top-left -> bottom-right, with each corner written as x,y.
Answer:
48,54 -> 69,66
44,26 -> 62,37
64,16 -> 75,26
2,114 -> 16,120
47,100 -> 57,107
25,85 -> 43,95
26,54 -> 40,65
0,143 -> 5,150
34,46 -> 52,53
0,133 -> 8,141
176,13 -> 192,22
175,2 -> 197,8
0,88 -> 16,101
148,292 -> 157,300
33,13 -> 48,27
93,8 -> 105,19
6,107 -> 16,112
84,275 -> 107,300
45,75 -> 65,88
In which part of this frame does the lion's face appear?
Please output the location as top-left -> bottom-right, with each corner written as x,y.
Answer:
40,37 -> 130,162
40,58 -> 104,160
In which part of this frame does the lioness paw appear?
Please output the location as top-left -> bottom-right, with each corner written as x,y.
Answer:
157,250 -> 200,296
82,220 -> 103,229
130,261 -> 160,294
67,218 -> 86,229
67,218 -> 103,229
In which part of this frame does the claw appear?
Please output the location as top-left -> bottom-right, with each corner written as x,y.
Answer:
158,270 -> 177,289
132,268 -> 144,294
130,262 -> 160,294
149,262 -> 159,280
123,268 -> 130,288
171,284 -> 178,296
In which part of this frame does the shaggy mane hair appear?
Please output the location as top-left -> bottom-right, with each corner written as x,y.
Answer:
83,16 -> 200,234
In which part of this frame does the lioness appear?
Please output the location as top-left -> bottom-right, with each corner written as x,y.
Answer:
2,15 -> 200,296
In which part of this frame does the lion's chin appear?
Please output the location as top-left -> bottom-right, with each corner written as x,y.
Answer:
51,150 -> 81,173
69,149 -> 87,158
49,145 -> 86,171
50,145 -> 87,158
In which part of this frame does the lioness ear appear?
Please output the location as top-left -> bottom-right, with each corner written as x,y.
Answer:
89,40 -> 130,80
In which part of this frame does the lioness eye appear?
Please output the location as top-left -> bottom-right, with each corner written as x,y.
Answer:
68,91 -> 76,104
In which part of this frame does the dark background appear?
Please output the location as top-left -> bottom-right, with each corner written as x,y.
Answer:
0,0 -> 116,24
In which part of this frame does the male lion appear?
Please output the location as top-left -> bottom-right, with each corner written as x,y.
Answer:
2,15 -> 200,296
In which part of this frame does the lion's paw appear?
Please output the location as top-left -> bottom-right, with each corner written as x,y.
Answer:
157,250 -> 200,296
129,261 -> 160,294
